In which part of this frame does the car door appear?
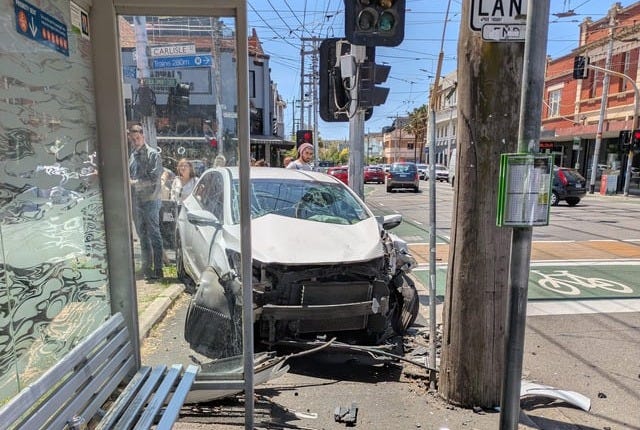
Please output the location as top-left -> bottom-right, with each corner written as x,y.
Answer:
188,171 -> 225,279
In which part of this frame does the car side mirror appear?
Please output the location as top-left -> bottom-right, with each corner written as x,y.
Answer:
187,210 -> 221,228
378,214 -> 402,231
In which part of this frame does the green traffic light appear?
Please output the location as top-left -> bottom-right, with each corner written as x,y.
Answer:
378,11 -> 395,32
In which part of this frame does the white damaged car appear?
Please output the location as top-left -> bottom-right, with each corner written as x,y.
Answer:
177,167 -> 419,359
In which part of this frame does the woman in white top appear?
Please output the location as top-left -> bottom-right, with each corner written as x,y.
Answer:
170,158 -> 198,204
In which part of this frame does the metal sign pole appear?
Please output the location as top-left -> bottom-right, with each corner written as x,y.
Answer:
500,1 -> 550,428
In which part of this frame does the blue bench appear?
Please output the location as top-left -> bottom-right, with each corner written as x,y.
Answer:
0,312 -> 198,429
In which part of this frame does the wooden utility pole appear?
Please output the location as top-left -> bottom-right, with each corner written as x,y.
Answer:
439,1 -> 524,407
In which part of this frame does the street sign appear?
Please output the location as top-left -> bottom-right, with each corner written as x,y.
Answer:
149,44 -> 196,57
497,153 -> 552,227
14,0 -> 69,56
151,54 -> 212,69
144,77 -> 178,90
481,24 -> 526,41
470,0 -> 527,32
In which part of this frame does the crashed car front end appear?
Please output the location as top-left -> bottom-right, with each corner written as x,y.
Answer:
253,256 -> 391,346
183,171 -> 418,359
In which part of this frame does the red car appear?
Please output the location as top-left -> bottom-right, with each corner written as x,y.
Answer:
327,166 -> 349,184
364,165 -> 385,184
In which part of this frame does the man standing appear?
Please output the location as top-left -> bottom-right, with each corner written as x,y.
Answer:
128,124 -> 164,281
286,142 -> 313,171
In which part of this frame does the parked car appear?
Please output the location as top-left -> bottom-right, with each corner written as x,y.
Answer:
448,148 -> 457,187
364,165 -> 385,183
416,163 -> 428,180
434,164 -> 449,182
386,162 -> 419,192
327,165 -> 349,184
552,166 -> 586,206
177,167 -> 419,358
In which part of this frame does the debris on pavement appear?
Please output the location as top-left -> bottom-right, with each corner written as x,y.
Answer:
334,402 -> 358,426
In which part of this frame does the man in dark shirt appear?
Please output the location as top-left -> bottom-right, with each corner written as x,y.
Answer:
128,124 -> 164,281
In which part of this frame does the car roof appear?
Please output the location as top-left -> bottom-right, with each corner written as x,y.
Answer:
211,166 -> 342,184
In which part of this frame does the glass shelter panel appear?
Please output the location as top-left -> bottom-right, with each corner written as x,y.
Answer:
0,0 -> 111,403
119,15 -> 245,379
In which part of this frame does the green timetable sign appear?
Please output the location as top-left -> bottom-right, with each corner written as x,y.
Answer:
497,154 -> 552,227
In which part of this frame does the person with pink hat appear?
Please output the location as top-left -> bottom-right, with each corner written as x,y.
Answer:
286,142 -> 314,171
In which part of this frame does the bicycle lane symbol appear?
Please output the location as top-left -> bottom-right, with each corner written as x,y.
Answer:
528,265 -> 639,300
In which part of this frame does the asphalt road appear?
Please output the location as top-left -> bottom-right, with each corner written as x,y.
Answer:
141,181 -> 640,429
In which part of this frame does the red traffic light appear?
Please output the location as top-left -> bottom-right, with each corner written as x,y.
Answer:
633,130 -> 640,140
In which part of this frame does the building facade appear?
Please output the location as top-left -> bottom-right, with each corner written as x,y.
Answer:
432,71 -> 458,166
382,117 -> 418,163
542,1 -> 640,188
119,19 -> 292,168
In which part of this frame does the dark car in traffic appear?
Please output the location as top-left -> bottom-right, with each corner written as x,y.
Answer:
386,162 -> 419,192
552,167 -> 586,206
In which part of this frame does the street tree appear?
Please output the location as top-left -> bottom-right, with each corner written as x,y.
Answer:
406,104 -> 428,162
439,1 -> 524,408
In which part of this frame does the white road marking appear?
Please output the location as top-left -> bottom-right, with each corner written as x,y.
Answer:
527,299 -> 640,316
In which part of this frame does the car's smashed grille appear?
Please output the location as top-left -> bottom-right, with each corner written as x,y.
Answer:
298,281 -> 372,332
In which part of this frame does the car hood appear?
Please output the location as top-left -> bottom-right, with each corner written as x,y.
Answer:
224,215 -> 384,265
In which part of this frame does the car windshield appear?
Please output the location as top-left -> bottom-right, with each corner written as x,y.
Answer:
231,179 -> 370,225
391,163 -> 415,173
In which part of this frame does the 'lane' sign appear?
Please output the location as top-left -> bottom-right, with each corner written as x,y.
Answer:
470,0 -> 527,32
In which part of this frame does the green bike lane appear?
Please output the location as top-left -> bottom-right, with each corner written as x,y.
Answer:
411,262 -> 640,301
365,198 -> 640,301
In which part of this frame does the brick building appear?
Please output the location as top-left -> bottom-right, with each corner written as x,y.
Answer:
542,1 -> 640,188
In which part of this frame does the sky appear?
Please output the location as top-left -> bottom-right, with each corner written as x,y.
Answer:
246,0 -> 612,141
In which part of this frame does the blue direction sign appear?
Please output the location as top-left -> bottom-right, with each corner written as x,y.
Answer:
14,0 -> 69,56
151,54 -> 212,69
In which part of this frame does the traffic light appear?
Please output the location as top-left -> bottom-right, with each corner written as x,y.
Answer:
168,83 -> 190,119
358,57 -> 391,108
296,129 -> 313,149
632,129 -> 640,151
319,38 -> 373,122
344,0 -> 406,47
619,130 -> 632,151
573,56 -> 589,79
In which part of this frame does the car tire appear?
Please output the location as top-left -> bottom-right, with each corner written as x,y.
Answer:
566,197 -> 580,206
551,191 -> 559,206
390,273 -> 419,335
386,186 -> 392,192
413,186 -> 419,193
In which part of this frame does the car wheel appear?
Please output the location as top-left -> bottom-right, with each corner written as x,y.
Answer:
413,186 -> 419,193
566,197 -> 580,206
390,273 -> 419,335
551,191 -> 559,206
386,186 -> 392,192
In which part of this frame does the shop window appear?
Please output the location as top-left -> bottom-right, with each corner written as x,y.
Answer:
548,89 -> 561,118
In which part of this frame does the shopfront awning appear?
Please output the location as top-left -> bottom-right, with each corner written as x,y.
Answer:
250,135 -> 294,148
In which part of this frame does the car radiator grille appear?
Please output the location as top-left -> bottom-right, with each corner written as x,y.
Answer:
297,281 -> 372,333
